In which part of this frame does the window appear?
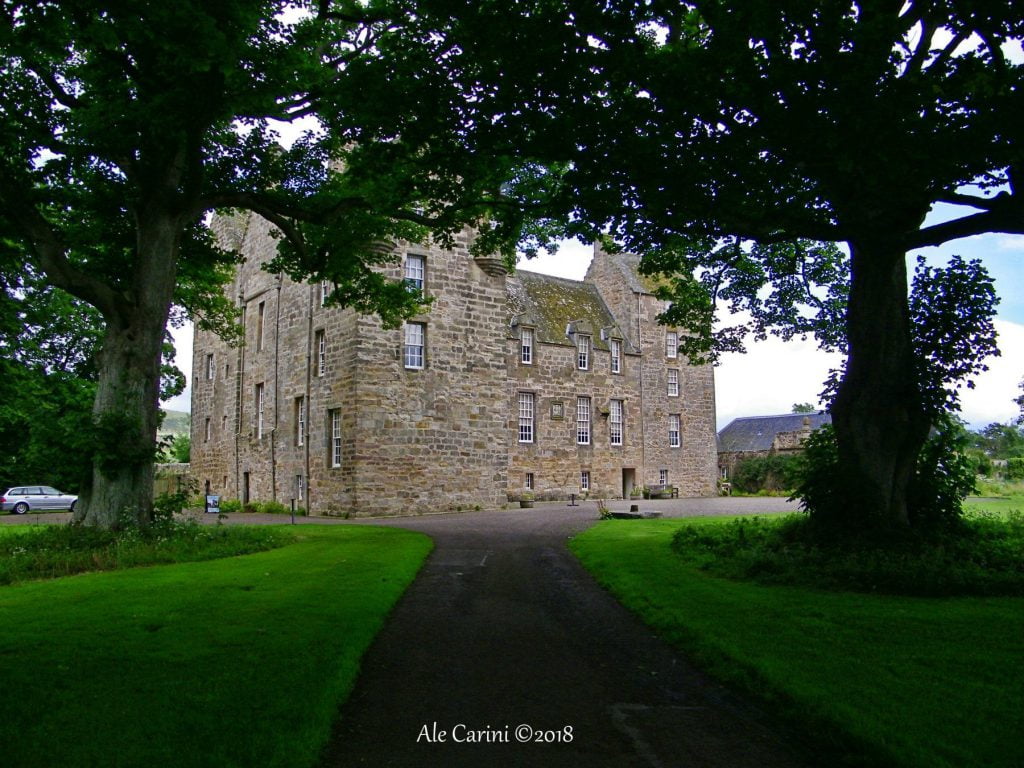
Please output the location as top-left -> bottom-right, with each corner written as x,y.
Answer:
255,383 -> 265,439
404,322 -> 425,369
610,338 -> 622,374
256,301 -> 266,352
518,392 -> 535,443
295,396 -> 305,446
320,280 -> 330,307
221,415 -> 227,434
669,414 -> 681,448
577,334 -> 590,370
580,470 -> 590,492
609,399 -> 623,446
525,472 -> 534,490
329,409 -> 342,468
405,254 -> 425,293
667,369 -> 679,397
666,330 -> 678,359
660,469 -> 669,486
204,417 -> 211,442
520,327 -> 534,365
315,330 -> 326,377
576,396 -> 591,445
205,354 -> 215,381
296,474 -> 305,502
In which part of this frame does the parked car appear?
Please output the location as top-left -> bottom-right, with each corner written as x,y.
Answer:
1,486 -> 78,514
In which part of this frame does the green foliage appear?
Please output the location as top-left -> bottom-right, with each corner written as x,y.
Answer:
791,403 -> 816,414
1007,458 -> 1024,481
670,514 -> 1024,597
0,519 -> 282,585
793,420 -> 978,534
217,498 -> 243,515
243,500 -> 300,515
166,434 -> 191,464
729,455 -> 801,494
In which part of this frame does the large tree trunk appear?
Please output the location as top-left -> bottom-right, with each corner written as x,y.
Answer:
829,241 -> 931,530
73,214 -> 180,529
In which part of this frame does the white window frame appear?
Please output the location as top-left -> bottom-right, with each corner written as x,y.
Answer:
255,383 -> 265,439
205,354 -> 215,381
204,417 -> 211,442
580,470 -> 590,492
576,396 -> 591,445
320,280 -> 330,307
610,338 -> 621,374
525,472 -> 534,490
659,469 -> 669,486
296,396 -> 305,446
609,399 -> 623,446
404,322 -> 426,369
521,327 -> 534,365
668,368 -> 680,397
577,334 -> 590,370
296,474 -> 305,502
329,409 -> 342,468
405,254 -> 425,293
666,330 -> 678,359
518,392 -> 535,444
669,414 -> 681,448
316,330 -> 326,377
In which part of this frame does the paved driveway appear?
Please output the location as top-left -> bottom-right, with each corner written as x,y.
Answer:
316,497 -> 809,767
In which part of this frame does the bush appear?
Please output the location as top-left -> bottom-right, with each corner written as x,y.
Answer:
1007,458 -> 1024,480
0,520 -> 283,585
670,513 -> 1024,597
729,454 -> 801,494
218,498 -> 243,514
242,500 -> 300,515
792,419 -> 976,533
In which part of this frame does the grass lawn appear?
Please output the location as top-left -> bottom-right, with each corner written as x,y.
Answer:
0,525 -> 431,768
964,495 -> 1024,517
570,517 -> 1024,768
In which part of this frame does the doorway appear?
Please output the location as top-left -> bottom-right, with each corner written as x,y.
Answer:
621,468 -> 636,500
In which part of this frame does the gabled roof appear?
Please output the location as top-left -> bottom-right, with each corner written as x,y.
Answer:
507,270 -> 632,352
603,251 -> 662,295
717,413 -> 832,453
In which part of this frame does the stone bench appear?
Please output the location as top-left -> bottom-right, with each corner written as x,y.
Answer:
648,484 -> 679,499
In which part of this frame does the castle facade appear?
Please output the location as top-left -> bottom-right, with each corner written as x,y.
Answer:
190,214 -> 718,516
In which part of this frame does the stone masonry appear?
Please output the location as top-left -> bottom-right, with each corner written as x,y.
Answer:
191,216 -> 718,516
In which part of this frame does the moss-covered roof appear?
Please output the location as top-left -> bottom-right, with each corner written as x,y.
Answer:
507,270 -> 632,352
605,251 -> 668,295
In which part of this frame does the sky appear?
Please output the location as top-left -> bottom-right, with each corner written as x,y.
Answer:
165,229 -> 1024,433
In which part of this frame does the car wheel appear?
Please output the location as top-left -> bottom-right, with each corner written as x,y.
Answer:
13,502 -> 29,515
69,500 -> 76,514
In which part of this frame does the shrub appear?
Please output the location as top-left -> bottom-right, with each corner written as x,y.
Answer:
218,498 -> 243,514
1007,458 -> 1024,480
729,454 -> 801,494
670,513 -> 1024,597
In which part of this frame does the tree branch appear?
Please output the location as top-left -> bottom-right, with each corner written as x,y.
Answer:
910,197 -> 1024,248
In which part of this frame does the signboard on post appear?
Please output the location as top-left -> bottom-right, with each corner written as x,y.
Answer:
205,495 -> 220,514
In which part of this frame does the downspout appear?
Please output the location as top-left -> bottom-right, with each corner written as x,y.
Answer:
235,290 -> 245,502
270,274 -> 282,502
637,292 -> 646,485
304,283 -> 314,515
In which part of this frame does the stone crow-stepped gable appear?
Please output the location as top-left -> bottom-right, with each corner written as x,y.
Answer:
191,216 -> 718,516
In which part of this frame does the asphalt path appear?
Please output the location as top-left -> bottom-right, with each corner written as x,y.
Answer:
4,497 -> 814,767
317,497 -> 812,768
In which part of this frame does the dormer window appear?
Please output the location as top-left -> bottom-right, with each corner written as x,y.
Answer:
610,338 -> 622,374
521,327 -> 534,365
577,334 -> 591,370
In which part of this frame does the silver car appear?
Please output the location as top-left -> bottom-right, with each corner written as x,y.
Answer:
1,486 -> 78,514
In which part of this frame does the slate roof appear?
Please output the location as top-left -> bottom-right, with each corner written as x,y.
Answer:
507,270 -> 634,352
603,250 -> 663,295
717,412 -> 832,453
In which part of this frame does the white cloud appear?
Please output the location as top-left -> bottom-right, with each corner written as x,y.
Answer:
958,319 -> 1024,428
161,321 -> 193,413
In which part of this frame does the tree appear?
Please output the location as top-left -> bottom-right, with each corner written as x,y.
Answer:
429,0 -> 1022,530
0,1 -> 542,528
792,403 -> 817,414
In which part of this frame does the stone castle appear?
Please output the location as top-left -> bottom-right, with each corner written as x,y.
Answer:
190,213 -> 718,516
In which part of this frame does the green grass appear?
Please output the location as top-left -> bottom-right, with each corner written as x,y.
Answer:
965,494 -> 1024,518
570,518 -> 1024,768
0,525 -> 432,768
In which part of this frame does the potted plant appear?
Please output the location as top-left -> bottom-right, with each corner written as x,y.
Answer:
629,486 -> 642,499
519,493 -> 534,508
